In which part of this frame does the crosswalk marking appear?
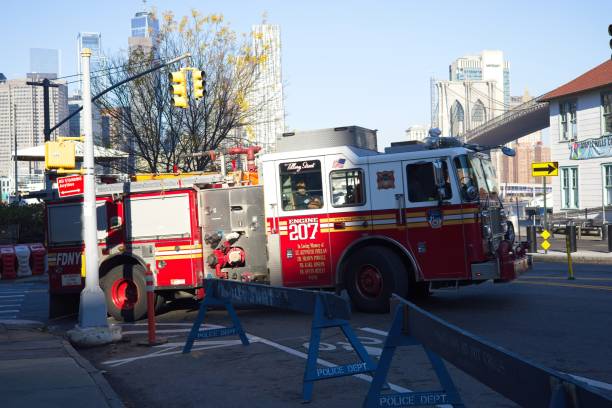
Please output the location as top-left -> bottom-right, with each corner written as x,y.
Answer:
0,284 -> 36,320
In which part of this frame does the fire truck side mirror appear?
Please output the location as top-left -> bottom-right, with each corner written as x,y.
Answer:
432,160 -> 447,201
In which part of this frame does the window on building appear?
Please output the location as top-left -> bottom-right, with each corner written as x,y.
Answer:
561,167 -> 579,209
279,160 -> 324,211
450,101 -> 465,136
330,169 -> 365,207
472,99 -> 486,128
604,164 -> 612,206
559,101 -> 577,141
602,92 -> 612,134
406,161 -> 451,202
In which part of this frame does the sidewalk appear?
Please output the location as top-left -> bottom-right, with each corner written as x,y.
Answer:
0,320 -> 123,408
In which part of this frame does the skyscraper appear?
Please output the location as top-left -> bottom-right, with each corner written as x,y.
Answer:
77,32 -> 103,74
449,50 -> 510,107
29,48 -> 60,77
128,10 -> 159,55
247,24 -> 285,153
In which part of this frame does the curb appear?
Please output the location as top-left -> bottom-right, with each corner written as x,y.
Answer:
62,340 -> 125,408
530,253 -> 612,265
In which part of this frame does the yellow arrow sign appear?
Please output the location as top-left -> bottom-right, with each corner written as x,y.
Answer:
532,161 -> 559,177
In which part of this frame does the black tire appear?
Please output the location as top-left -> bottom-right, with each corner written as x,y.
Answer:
100,263 -> 147,322
344,246 -> 408,313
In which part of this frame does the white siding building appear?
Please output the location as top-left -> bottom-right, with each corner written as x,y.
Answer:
540,59 -> 612,221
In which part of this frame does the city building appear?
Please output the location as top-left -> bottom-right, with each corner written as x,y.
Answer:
77,32 -> 104,74
404,125 -> 428,142
128,10 -> 159,55
431,50 -> 510,138
449,50 -> 510,107
0,73 -> 6,84
0,78 -> 68,194
67,93 -> 103,145
246,24 -> 285,153
29,48 -> 60,78
540,59 -> 612,221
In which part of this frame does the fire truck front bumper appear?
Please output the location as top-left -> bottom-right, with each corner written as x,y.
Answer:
470,255 -> 530,282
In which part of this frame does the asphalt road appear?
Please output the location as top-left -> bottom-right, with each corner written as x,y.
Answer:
71,262 -> 612,408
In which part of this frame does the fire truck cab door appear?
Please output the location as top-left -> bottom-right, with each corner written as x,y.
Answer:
367,161 -> 406,245
274,157 -> 332,287
403,158 -> 467,279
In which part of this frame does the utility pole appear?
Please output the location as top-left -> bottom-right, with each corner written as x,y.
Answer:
27,78 -> 60,194
26,77 -> 60,142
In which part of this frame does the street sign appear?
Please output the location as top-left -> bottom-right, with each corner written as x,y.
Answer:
532,161 -> 559,177
57,175 -> 84,198
540,229 -> 551,250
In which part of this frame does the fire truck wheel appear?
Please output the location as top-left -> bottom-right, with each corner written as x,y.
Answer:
345,246 -> 408,313
101,264 -> 147,322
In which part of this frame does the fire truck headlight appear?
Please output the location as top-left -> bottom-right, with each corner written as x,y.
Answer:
158,260 -> 167,269
483,225 -> 492,238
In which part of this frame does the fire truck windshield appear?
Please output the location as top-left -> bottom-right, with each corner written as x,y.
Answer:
454,154 -> 499,201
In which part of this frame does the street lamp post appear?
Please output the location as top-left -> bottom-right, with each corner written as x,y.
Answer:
68,48 -> 115,346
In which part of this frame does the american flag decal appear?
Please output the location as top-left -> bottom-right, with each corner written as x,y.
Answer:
332,158 -> 346,169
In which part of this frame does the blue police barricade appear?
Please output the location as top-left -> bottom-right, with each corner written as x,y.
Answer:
365,295 -> 612,408
183,279 -> 378,403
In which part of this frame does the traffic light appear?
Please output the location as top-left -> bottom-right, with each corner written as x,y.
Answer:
192,70 -> 205,100
169,70 -> 188,108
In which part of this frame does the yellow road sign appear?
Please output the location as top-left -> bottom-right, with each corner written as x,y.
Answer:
540,230 -> 551,240
532,161 -> 559,177
541,240 -> 551,250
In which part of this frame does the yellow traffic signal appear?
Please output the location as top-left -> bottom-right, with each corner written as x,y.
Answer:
169,70 -> 188,108
192,70 -> 205,100
45,141 -> 76,170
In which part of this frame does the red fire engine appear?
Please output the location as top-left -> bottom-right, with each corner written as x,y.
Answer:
46,126 -> 530,321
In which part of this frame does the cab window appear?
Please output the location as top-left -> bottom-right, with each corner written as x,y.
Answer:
406,161 -> 452,202
330,169 -> 366,207
279,160 -> 324,211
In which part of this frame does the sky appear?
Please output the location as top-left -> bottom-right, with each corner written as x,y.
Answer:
1,0 -> 611,149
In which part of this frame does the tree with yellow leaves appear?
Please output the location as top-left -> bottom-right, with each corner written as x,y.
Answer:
93,9 -> 272,173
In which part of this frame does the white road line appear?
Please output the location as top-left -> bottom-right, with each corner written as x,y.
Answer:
0,305 -> 21,308
359,327 -> 388,336
0,310 -> 19,314
0,316 -> 17,319
121,328 -> 193,335
104,339 -> 249,367
121,322 -> 195,327
250,335 -> 411,393
0,295 -> 25,299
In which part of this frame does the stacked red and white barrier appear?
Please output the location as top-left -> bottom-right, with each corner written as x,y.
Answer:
0,243 -> 46,280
